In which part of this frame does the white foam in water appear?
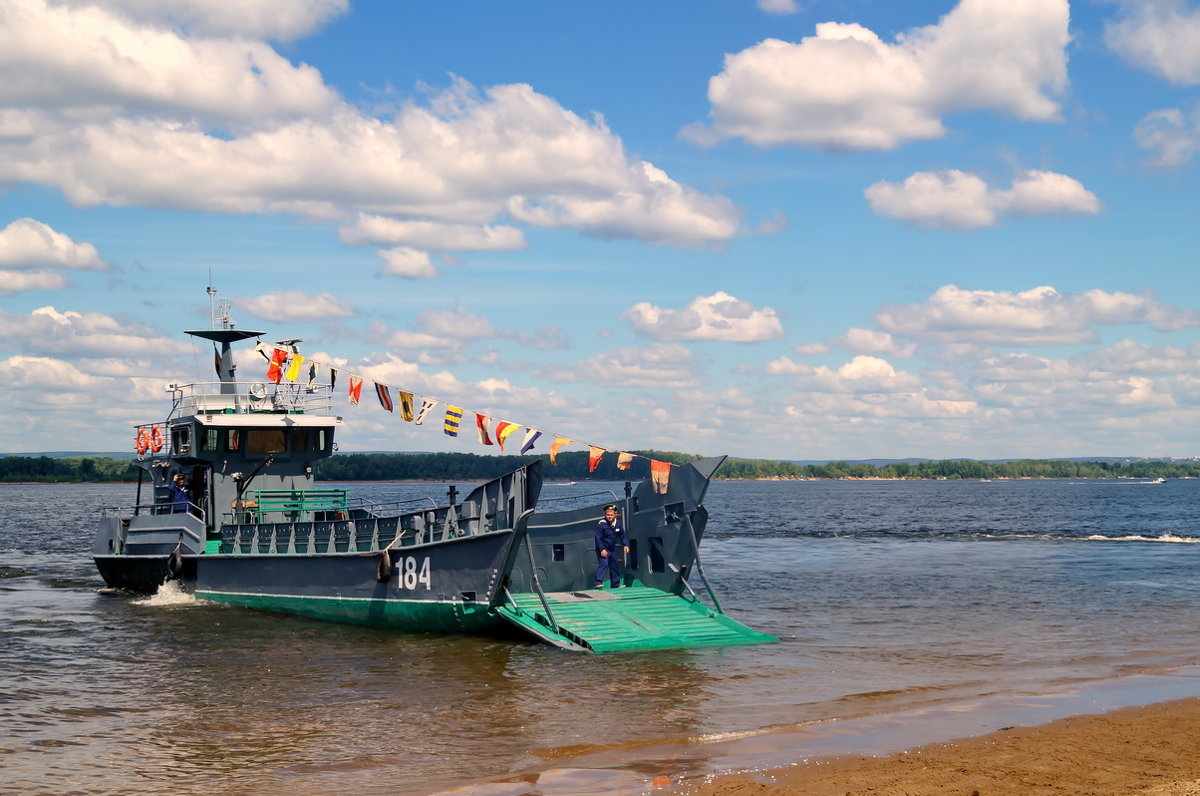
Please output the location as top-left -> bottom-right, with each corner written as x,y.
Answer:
1084,533 -> 1200,543
133,580 -> 198,607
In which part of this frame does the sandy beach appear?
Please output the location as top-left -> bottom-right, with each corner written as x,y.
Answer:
687,697 -> 1200,795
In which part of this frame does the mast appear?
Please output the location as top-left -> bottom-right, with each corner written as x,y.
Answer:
185,288 -> 263,394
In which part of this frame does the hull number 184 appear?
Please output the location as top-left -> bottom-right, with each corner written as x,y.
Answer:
397,556 -> 432,590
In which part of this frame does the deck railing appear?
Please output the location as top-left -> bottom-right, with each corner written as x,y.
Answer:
218,510 -> 462,554
99,501 -> 207,521
172,381 -> 335,418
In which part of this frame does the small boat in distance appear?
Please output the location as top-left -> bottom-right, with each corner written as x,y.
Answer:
93,305 -> 775,653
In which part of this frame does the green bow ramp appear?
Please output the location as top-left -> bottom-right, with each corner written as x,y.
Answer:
495,585 -> 778,653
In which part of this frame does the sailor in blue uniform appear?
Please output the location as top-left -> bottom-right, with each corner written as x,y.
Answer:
169,473 -> 190,513
594,503 -> 629,588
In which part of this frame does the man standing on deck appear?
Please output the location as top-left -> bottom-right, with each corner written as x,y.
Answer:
594,503 -> 629,589
169,473 -> 190,513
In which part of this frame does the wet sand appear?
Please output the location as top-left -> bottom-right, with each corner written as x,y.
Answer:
687,697 -> 1200,795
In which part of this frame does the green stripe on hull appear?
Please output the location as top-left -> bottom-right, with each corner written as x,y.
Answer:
194,590 -> 504,634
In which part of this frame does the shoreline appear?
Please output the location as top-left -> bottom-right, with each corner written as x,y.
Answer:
442,670 -> 1200,795
686,696 -> 1200,794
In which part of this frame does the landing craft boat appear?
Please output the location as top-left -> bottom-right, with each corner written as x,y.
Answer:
94,318 -> 775,652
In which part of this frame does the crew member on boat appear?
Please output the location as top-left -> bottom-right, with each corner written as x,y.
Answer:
169,474 -> 191,514
594,504 -> 629,589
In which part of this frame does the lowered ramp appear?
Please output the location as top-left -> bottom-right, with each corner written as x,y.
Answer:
495,585 -> 777,653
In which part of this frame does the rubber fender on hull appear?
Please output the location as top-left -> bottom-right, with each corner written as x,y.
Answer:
376,552 -> 392,583
167,549 -> 183,579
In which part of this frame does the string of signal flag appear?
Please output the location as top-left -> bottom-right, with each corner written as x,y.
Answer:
257,343 -> 674,493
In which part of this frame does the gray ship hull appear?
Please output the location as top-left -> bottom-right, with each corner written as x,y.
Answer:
189,527 -> 522,633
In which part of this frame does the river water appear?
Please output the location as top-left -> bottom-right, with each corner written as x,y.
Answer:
3,478 -> 1199,794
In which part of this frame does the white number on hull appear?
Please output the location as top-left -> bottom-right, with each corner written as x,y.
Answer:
397,556 -> 432,590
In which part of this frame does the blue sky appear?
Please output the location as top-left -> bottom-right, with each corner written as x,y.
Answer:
2,0 -> 1199,460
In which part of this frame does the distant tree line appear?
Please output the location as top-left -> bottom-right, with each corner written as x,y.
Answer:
0,456 -> 139,483
716,458 -> 1200,480
313,449 -> 702,482
2,452 -> 1198,483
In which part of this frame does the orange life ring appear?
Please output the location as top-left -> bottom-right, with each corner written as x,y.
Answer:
135,428 -> 150,455
149,425 -> 164,453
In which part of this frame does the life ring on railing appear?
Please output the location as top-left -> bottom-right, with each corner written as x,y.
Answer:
149,425 -> 164,453
135,428 -> 151,455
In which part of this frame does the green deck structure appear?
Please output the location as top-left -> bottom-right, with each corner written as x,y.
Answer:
495,585 -> 778,653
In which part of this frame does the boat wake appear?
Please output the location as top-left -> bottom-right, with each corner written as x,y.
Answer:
133,580 -> 198,607
1082,533 -> 1200,544
974,532 -> 1200,544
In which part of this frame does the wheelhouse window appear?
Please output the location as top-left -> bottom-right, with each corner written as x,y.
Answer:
226,429 -> 241,452
201,428 -> 219,452
290,428 -> 309,453
247,429 -> 286,454
171,425 -> 191,455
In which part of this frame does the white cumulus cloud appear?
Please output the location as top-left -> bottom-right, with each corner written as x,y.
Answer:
0,69 -> 739,253
972,352 -> 1082,382
568,344 -> 701,389
238,291 -> 357,322
0,218 -> 108,270
793,355 -> 922,394
0,0 -> 339,123
865,170 -> 1100,229
0,355 -> 101,390
376,247 -> 437,279
830,328 -> 917,358
0,270 -> 68,295
0,306 -> 186,357
761,355 -> 811,376
1076,339 -> 1200,376
341,215 -> 526,251
686,0 -> 1069,151
505,161 -> 739,248
1106,0 -> 1200,85
59,0 -> 351,41
1133,105 -> 1200,168
415,307 -> 497,340
877,285 -> 1200,346
623,291 -> 784,342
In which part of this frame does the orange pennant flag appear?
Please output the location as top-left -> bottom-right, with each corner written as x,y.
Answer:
588,445 -> 605,473
549,437 -> 571,465
617,452 -> 633,471
650,460 -> 671,495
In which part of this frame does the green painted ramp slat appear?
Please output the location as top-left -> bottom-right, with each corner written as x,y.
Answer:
495,585 -> 777,653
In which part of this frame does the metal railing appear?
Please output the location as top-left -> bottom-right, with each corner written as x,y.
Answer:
99,501 -> 207,521
347,495 -> 441,516
224,493 -> 441,525
171,381 -> 335,418
217,511 -> 461,554
535,489 -> 619,511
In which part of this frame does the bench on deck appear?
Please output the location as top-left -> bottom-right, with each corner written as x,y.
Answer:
239,488 -> 349,523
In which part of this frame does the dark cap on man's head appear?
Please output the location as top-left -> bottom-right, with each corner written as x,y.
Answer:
604,504 -> 616,511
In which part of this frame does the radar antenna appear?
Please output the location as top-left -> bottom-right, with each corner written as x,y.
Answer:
207,281 -> 218,329
216,299 -> 236,330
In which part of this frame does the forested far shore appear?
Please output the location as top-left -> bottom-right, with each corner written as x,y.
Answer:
2,452 -> 1198,483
